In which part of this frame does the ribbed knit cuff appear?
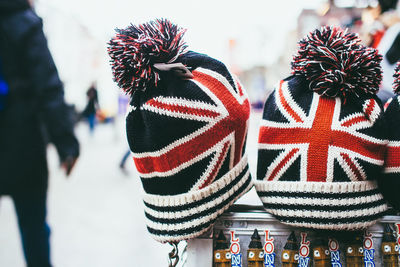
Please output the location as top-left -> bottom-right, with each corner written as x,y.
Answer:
255,180 -> 388,230
143,155 -> 253,243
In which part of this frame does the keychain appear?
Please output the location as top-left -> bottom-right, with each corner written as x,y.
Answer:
168,242 -> 179,267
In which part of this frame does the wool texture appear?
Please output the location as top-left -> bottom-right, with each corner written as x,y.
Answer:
255,26 -> 388,230
380,62 -> 400,210
108,19 -> 252,243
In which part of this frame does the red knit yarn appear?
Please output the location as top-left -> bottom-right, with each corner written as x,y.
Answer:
393,61 -> 400,94
108,19 -> 187,95
291,26 -> 382,99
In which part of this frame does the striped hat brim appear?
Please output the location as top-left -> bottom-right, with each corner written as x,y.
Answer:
143,155 -> 253,243
255,180 -> 388,231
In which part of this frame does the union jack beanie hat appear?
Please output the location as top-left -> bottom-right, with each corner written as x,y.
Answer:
108,19 -> 252,243
379,62 -> 400,211
255,26 -> 388,231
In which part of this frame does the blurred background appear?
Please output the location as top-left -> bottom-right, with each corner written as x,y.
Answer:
0,0 -> 398,266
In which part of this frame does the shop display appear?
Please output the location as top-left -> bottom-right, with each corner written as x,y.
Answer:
107,18 -> 252,265
329,238 -> 343,266
345,234 -> 364,266
230,231 -> 243,267
363,231 -> 376,266
298,233 -> 311,266
263,230 -> 276,266
246,229 -> 263,267
214,231 -> 231,267
312,238 -> 331,267
107,17 -> 400,267
382,224 -> 400,267
281,232 -> 299,266
199,210 -> 400,267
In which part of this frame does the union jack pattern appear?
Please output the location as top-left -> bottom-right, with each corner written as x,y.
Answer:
108,19 -> 253,243
255,77 -> 388,230
381,96 -> 400,211
385,97 -> 400,174
125,58 -> 252,242
258,80 -> 386,183
133,67 -> 250,187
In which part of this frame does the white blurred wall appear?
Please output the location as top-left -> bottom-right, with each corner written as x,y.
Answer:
34,0 -> 327,113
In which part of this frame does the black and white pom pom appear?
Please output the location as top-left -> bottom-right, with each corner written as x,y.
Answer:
291,26 -> 383,99
107,19 -> 187,95
393,61 -> 400,94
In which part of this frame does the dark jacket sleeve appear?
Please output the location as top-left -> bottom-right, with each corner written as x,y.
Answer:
20,10 -> 79,161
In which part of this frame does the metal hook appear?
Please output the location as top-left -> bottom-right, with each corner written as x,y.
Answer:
168,242 -> 179,267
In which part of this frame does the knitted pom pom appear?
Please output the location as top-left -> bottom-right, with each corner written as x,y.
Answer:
291,26 -> 382,99
107,19 -> 187,94
393,61 -> 400,94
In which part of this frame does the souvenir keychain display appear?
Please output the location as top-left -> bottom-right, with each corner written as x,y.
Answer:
210,225 -> 400,267
230,231 -> 243,267
382,224 -> 400,267
263,230 -> 276,267
107,14 -> 400,267
363,231 -> 376,266
345,234 -> 364,266
298,232 -> 311,267
282,232 -> 299,266
214,231 -> 231,267
247,230 -> 264,267
312,238 -> 331,267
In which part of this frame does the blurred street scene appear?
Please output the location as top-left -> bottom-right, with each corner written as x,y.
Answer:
1,0 -> 400,266
0,111 -> 262,267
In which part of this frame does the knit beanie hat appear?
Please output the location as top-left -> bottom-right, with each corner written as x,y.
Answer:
380,62 -> 400,211
255,26 -> 388,230
108,19 -> 252,243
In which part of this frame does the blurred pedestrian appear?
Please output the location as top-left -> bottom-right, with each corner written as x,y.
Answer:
81,82 -> 99,134
0,0 -> 79,266
118,92 -> 131,174
365,0 -> 400,102
119,149 -> 131,174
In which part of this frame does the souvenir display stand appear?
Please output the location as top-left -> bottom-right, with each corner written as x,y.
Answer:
107,19 -> 400,267
186,205 -> 400,267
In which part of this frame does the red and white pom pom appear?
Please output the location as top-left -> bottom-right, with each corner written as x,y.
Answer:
393,61 -> 400,94
107,18 -> 187,95
291,26 -> 383,99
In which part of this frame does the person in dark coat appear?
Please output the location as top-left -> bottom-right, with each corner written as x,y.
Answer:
81,83 -> 99,134
0,0 -> 80,266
